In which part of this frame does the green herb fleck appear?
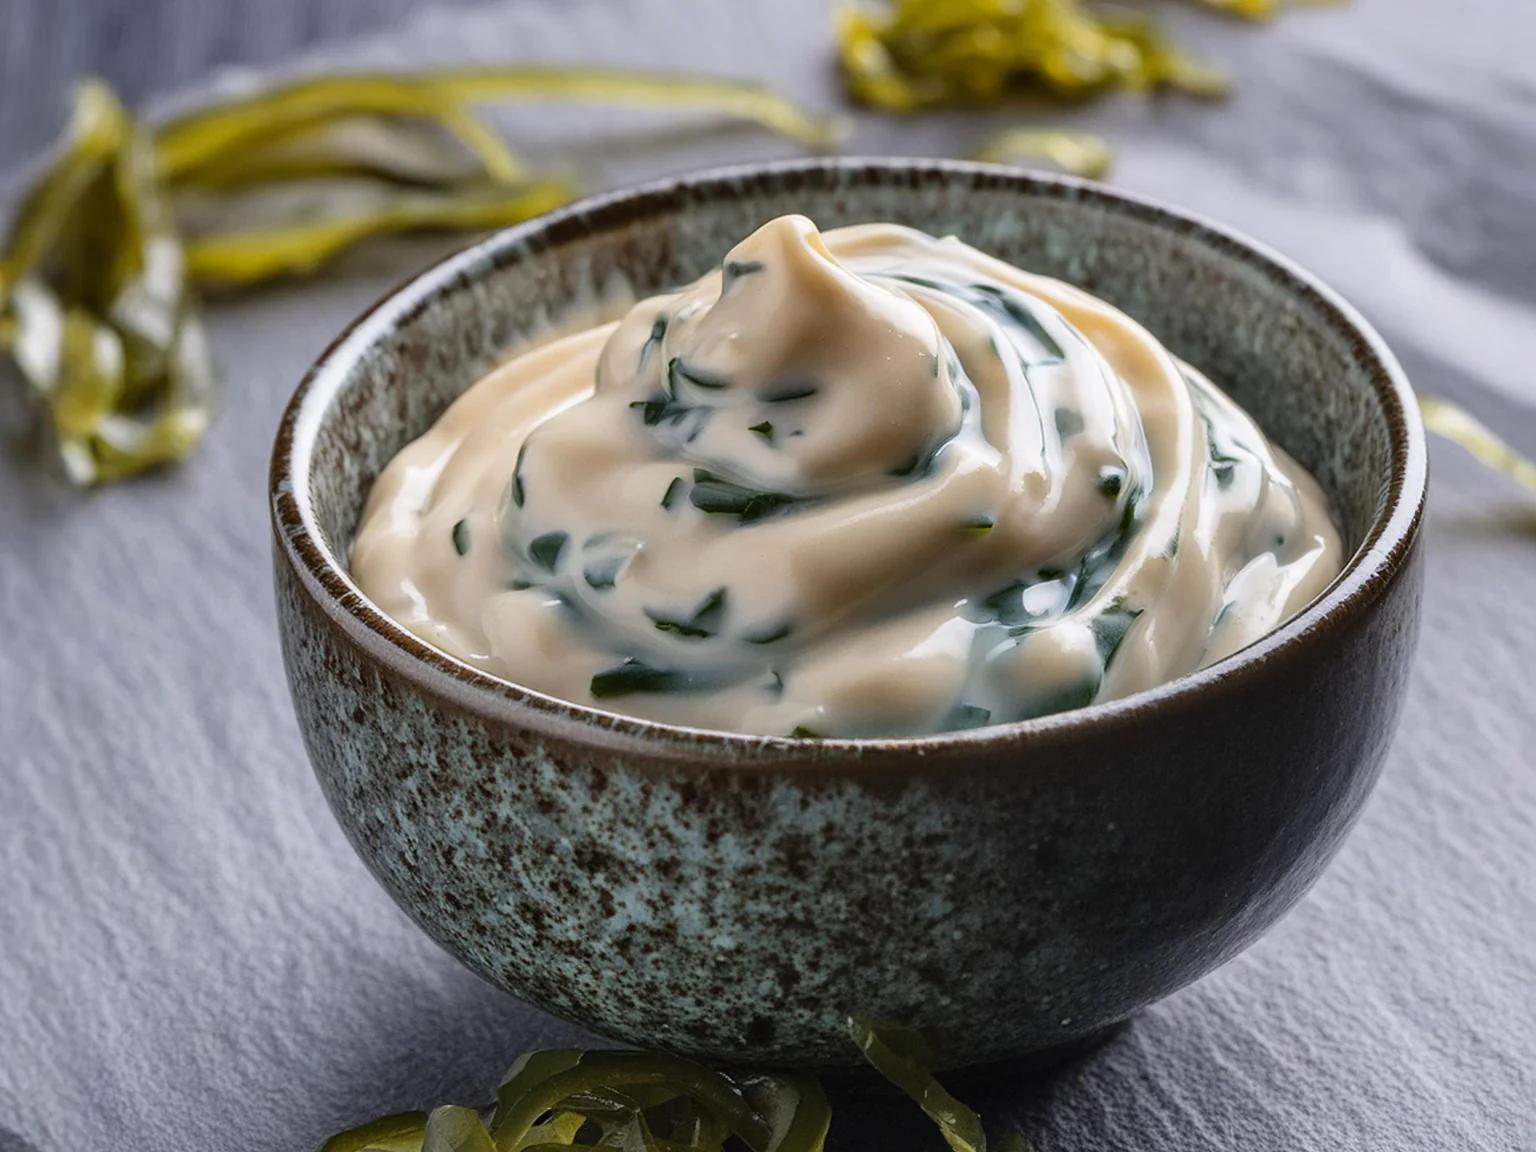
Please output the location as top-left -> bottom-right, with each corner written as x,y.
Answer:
689,468 -> 800,523
630,393 -> 703,428
646,586 -> 728,639
980,579 -> 1031,626
527,530 -> 568,571
1024,673 -> 1101,719
722,258 -> 765,288
749,420 -> 775,443
946,704 -> 992,730
745,620 -> 792,645
968,281 -> 1067,363
668,356 -> 730,392
960,514 -> 995,536
660,476 -> 683,509
451,518 -> 470,556
790,725 -> 823,739
1202,414 -> 1246,491
639,315 -> 667,365
511,443 -> 528,507
590,659 -> 691,699
1097,466 -> 1124,497
1090,599 -> 1143,665
760,379 -> 818,403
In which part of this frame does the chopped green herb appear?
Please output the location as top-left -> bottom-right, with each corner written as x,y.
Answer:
639,315 -> 667,365
451,518 -> 470,556
689,468 -> 801,523
1024,673 -> 1101,718
660,476 -> 684,509
946,703 -> 992,730
749,420 -> 775,443
722,258 -> 765,288
528,530 -> 569,570
1090,599 -> 1142,665
759,380 -> 818,403
847,1016 -> 987,1152
1096,466 -> 1124,498
647,586 -> 728,639
511,443 -> 528,507
1053,407 -> 1084,438
960,514 -> 994,536
964,281 -> 1066,363
590,659 -> 692,699
745,620 -> 793,645
789,725 -> 823,739
668,356 -> 730,392
980,579 -> 1032,626
630,393 -> 703,428
1201,413 -> 1246,491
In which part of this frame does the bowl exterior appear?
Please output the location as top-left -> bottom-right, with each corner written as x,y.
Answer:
274,540 -> 1420,1069
271,160 -> 1426,1069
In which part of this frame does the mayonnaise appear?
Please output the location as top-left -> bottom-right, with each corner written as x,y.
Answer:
352,216 -> 1342,737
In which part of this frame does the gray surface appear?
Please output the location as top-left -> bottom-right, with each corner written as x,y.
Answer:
0,0 -> 491,166
1,1 -> 1533,1150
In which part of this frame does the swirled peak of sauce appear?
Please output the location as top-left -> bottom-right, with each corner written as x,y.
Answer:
352,215 -> 1343,737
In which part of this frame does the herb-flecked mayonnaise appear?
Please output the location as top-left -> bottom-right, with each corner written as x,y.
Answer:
352,216 -> 1342,737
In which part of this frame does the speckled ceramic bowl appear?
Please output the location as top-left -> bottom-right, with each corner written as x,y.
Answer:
271,159 -> 1426,1071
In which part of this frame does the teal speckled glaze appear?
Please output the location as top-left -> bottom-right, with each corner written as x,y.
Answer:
271,160 -> 1426,1070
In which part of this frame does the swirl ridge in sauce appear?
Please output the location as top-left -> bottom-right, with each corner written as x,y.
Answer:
352,215 -> 1342,737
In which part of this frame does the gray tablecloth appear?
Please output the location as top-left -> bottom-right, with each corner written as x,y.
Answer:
2,2 -> 1533,1150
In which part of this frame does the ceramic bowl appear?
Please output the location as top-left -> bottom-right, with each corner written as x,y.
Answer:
271,159 -> 1426,1071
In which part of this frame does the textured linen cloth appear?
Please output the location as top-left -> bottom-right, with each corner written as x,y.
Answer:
1,2 -> 1532,1150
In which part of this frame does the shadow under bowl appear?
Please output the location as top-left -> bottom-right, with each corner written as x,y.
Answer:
271,159 -> 1426,1071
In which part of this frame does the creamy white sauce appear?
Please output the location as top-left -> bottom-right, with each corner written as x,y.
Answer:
352,216 -> 1343,737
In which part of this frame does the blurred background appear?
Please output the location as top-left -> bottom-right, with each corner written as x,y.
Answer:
0,0 -> 469,163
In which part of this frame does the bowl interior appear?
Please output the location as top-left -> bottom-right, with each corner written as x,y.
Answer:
295,162 -> 1398,665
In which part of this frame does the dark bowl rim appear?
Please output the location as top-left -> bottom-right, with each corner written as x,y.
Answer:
270,156 -> 1427,769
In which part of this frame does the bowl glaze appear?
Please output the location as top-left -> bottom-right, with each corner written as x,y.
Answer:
271,159 -> 1426,1070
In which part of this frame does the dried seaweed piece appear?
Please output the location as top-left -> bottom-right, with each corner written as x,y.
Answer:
846,1015 -> 985,1152
1419,395 -> 1536,492
969,129 -> 1112,179
837,0 -> 1230,113
318,1110 -> 429,1152
423,1106 -> 497,1152
183,179 -> 576,286
0,82 -> 217,485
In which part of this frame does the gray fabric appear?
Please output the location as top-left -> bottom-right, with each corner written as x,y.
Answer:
1,1 -> 1533,1149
